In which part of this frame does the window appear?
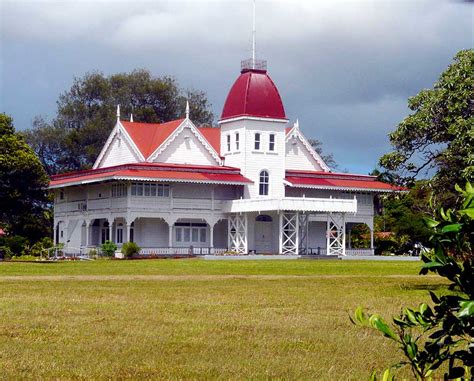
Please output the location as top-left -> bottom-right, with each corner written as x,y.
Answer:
101,222 -> 110,244
174,223 -> 208,245
59,190 -> 64,200
259,170 -> 269,196
269,134 -> 275,151
227,135 -> 231,152
131,183 -> 169,197
116,223 -> 123,244
130,222 -> 134,242
112,183 -> 127,198
254,133 -> 261,150
235,133 -> 240,150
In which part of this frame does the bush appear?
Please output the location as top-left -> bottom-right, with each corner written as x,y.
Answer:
29,237 -> 54,257
100,240 -> 117,257
0,235 -> 29,256
121,241 -> 141,258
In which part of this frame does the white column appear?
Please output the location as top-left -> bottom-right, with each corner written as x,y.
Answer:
168,223 -> 173,247
126,224 -> 132,243
278,212 -> 283,254
370,228 -> 374,249
108,219 -> 113,243
85,220 -> 90,247
53,220 -> 57,245
210,223 -> 214,249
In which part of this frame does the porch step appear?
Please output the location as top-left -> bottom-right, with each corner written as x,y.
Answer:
299,255 -> 340,260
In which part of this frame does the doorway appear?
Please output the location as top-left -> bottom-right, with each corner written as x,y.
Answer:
255,215 -> 272,253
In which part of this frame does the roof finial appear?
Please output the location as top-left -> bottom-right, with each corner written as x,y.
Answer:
295,118 -> 299,130
252,0 -> 256,69
130,113 -> 134,123
116,104 -> 120,121
185,100 -> 190,119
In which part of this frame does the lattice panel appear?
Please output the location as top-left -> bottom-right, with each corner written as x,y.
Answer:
298,213 -> 309,255
281,212 -> 299,255
327,213 -> 346,256
228,214 -> 247,254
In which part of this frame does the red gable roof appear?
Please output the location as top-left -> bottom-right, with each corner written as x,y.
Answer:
50,163 -> 251,188
285,170 -> 403,192
198,127 -> 221,155
221,69 -> 286,121
121,119 -> 184,159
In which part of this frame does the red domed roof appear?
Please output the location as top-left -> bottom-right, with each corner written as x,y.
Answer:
220,69 -> 286,121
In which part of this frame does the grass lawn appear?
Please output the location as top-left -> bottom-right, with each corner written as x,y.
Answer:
0,259 -> 447,379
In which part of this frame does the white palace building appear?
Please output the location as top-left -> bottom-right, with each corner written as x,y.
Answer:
50,59 -> 399,256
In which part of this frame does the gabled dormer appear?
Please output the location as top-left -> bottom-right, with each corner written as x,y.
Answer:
93,106 -> 223,169
93,119 -> 145,169
285,121 -> 330,172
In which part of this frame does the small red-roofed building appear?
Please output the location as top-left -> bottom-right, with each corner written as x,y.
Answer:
50,59 -> 400,257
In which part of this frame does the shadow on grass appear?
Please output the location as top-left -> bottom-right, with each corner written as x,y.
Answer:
400,284 -> 448,292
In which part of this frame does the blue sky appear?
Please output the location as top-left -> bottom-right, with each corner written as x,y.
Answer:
1,0 -> 472,173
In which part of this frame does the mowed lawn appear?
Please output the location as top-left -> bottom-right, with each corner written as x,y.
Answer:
0,259 -> 447,380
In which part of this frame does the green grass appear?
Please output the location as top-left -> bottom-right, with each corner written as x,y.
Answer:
0,259 -> 446,379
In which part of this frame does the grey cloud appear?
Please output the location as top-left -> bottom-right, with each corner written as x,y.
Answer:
1,0 -> 471,174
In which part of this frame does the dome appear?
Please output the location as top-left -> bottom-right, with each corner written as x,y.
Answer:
220,68 -> 286,121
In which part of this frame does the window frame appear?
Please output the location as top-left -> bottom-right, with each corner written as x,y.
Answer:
259,170 -> 269,196
254,133 -> 261,150
269,134 -> 275,151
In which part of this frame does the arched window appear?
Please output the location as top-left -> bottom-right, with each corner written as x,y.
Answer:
259,170 -> 269,196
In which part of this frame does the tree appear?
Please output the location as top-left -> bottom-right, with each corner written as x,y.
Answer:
373,181 -> 433,254
352,182 -> 473,380
307,138 -> 337,169
24,69 -> 215,174
379,50 -> 473,206
0,114 -> 51,242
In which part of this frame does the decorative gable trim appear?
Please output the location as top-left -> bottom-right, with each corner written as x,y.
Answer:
285,123 -> 331,172
147,118 -> 223,165
93,121 -> 145,169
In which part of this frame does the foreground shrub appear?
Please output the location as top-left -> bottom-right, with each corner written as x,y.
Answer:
121,241 -> 141,258
100,240 -> 117,257
0,235 -> 28,256
352,182 -> 473,380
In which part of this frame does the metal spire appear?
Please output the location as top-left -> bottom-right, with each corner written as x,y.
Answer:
116,104 -> 120,121
185,100 -> 190,119
295,118 -> 299,130
252,0 -> 256,68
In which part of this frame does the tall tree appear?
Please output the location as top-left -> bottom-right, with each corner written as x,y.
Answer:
0,114 -> 51,241
24,69 -> 215,174
379,49 -> 473,206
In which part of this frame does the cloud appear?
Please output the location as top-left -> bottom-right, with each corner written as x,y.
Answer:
1,0 -> 471,173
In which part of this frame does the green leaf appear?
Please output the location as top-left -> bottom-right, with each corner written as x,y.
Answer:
422,261 -> 444,270
459,208 -> 474,218
369,315 -> 398,340
457,301 -> 474,318
441,223 -> 462,233
423,217 -> 440,228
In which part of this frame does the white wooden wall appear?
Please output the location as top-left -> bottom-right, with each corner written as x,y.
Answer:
99,135 -> 139,168
221,119 -> 287,199
134,218 -> 168,247
154,129 -> 217,166
285,138 -> 324,171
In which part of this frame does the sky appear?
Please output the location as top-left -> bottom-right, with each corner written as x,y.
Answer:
1,0 -> 472,173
